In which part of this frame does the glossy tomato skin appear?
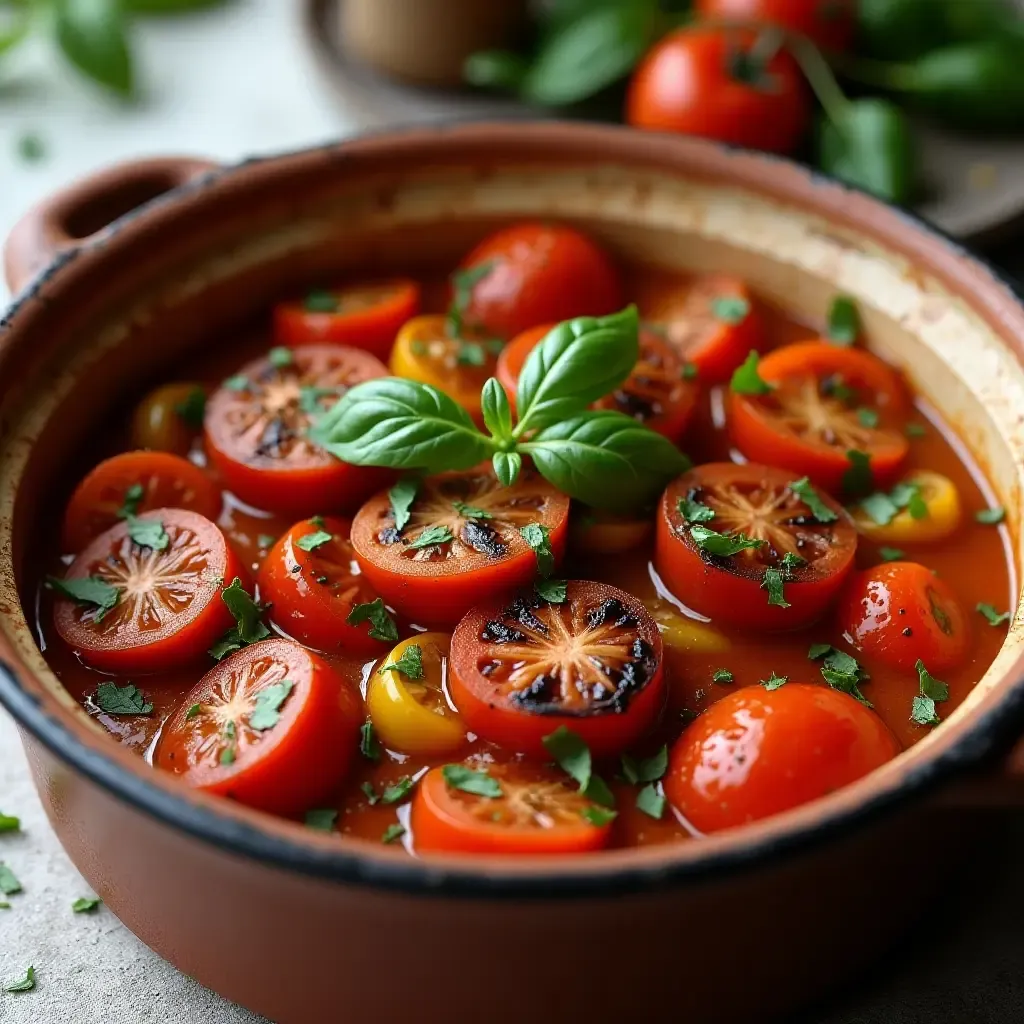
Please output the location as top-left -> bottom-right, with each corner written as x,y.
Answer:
156,638 -> 361,816
257,516 -> 390,657
130,382 -> 209,457
62,450 -> 221,554
695,0 -> 856,51
665,683 -> 900,834
729,340 -> 910,494
273,279 -> 420,360
411,763 -> 613,855
496,322 -> 555,410
837,561 -> 970,673
458,222 -> 625,340
449,581 -> 666,758
656,463 -> 858,630
204,344 -> 392,517
626,28 -> 809,154
53,510 -> 242,673
350,468 -> 570,628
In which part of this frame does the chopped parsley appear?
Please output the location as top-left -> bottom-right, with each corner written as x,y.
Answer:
46,576 -> 120,620
0,863 -> 22,896
911,660 -> 949,726
268,346 -> 293,368
681,362 -> 698,380
209,578 -> 271,660
712,668 -> 734,684
821,374 -> 857,403
381,823 -> 406,844
249,681 -> 294,732
299,386 -> 343,415
94,682 -> 153,716
678,496 -> 715,524
127,516 -> 169,552
860,480 -> 929,526
346,598 -> 399,643
543,726 -> 615,808
789,477 -> 837,523
303,290 -> 339,313
976,506 -> 1005,525
174,387 -> 207,427
257,534 -> 277,550
826,295 -> 859,345
388,478 -> 419,531
407,525 -> 454,550
456,342 -> 487,367
0,812 -> 20,833
5,965 -> 35,993
977,603 -> 1012,627
580,805 -> 618,827
360,721 -> 381,761
809,644 -> 873,706
729,351 -> 773,395
360,782 -> 379,805
223,374 -> 250,392
620,746 -> 667,785
304,808 -> 337,831
711,296 -> 750,324
879,546 -> 905,562
71,897 -> 101,913
118,483 -> 144,519
185,704 -> 201,720
856,407 -> 880,429
452,501 -> 491,520
636,784 -> 666,819
441,764 -> 502,798
520,523 -> 555,578
842,449 -> 874,497
860,491 -> 899,525
381,776 -> 416,805
219,721 -> 237,766
296,529 -> 332,552
761,672 -> 788,691
780,552 -> 806,570
379,643 -> 424,680
535,578 -> 568,603
689,524 -> 764,558
760,567 -> 791,608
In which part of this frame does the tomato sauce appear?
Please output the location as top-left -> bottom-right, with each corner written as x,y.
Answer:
29,238 -> 1015,854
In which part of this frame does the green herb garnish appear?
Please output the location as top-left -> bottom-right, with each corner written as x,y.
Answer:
223,374 -> 250,392
407,525 -> 454,551
118,482 -> 144,519
542,726 -> 615,808
447,262 -> 494,338
346,599 -> 399,643
689,525 -> 764,558
249,681 -> 294,732
761,672 -> 788,691
681,362 -> 698,380
905,422 -> 927,438
0,812 -> 20,833
268,346 -> 293,369
297,529 -> 332,552
185,704 -> 201,720
789,477 -> 837,523
452,501 -> 491,520
442,764 -> 502,798
635,784 -> 665,819
379,643 -> 423,680
520,523 -> 555,577
842,449 -> 874,497
712,669 -> 734,684
17,133 -> 45,163
360,720 -> 381,761
809,644 -> 873,707
826,295 -> 859,345
94,682 -> 152,716
381,777 -> 416,805
5,966 -> 35,993
360,782 -> 379,805
388,477 -> 419,532
127,516 -> 169,551
879,547 -> 905,562
304,290 -> 338,313
304,809 -> 337,831
456,342 -> 487,367
209,578 -> 270,660
535,578 -> 568,603
780,552 -> 806,570
46,576 -> 120,620
0,863 -> 22,896
711,296 -> 750,324
678,496 -> 715,524
977,603 -> 1012,627
730,351 -> 773,395
173,388 -> 206,427
760,568 -> 790,609
621,746 -> 667,786
976,506 -> 1005,525
911,660 -> 949,726
72,897 -> 101,913
381,823 -> 406,845
580,806 -> 618,827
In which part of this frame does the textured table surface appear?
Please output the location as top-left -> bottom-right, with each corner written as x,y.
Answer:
2,3 -> 1024,1021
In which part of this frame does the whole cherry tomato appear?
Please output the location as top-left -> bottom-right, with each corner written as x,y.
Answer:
695,0 -> 856,52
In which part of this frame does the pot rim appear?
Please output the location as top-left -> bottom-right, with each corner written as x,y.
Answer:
3,120 -> 1024,899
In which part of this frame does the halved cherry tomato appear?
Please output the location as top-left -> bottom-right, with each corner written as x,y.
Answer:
257,516 -> 388,656
53,510 -> 241,673
131,382 -> 208,456
204,344 -> 391,517
366,633 -> 465,756
351,467 -> 570,628
449,581 -> 666,758
570,507 -> 653,556
655,463 -> 857,630
626,28 -> 809,154
695,0 -> 856,52
412,761 -> 614,855
729,341 -> 910,494
643,275 -> 762,384
155,638 -> 361,815
272,279 -> 420,360
495,322 -> 555,407
61,450 -> 221,554
852,470 -> 962,545
838,561 -> 970,673
457,222 -> 625,340
665,683 -> 899,834
389,315 -> 499,423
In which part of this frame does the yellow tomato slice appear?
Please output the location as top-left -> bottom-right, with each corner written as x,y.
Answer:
852,470 -> 962,545
366,632 -> 466,756
389,315 -> 499,423
570,508 -> 653,555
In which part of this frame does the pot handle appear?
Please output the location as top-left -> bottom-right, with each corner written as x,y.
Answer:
3,156 -> 219,295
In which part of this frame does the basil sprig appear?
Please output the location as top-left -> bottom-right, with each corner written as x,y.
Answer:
313,306 -> 690,512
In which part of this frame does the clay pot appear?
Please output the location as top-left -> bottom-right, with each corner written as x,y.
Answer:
2,124 -> 1024,1024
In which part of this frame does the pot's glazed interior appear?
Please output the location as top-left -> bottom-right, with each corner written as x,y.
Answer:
3,123 -> 1024,889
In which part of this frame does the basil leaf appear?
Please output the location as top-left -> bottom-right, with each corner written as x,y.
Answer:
523,410 -> 690,513
55,0 -> 134,96
379,643 -> 424,680
580,805 -> 617,827
761,672 -> 788,691
46,575 -> 120,620
976,506 -> 1005,525
826,295 -> 860,345
72,896 -> 101,913
520,523 -> 555,578
910,694 -> 940,726
346,598 -> 399,642
761,568 -> 791,608
712,669 -> 734,683
977,603 -> 1011,627
407,525 -> 453,550
678,496 -> 715,523
442,764 -> 502,798
0,812 -> 20,833
635,783 -> 665,820
452,501 -> 491,520
297,529 -> 332,552
635,745 -> 668,783
185,704 -> 201,720
492,451 -> 522,487
313,377 -> 494,473
381,776 -> 416,805
780,552 -> 806,570
690,525 -> 763,558
789,477 -> 838,523
360,720 -> 381,761
481,377 -> 514,441
515,307 -> 640,435
381,823 -> 406,844
542,726 -> 592,789
94,681 -> 153,716
249,681 -> 293,732
535,578 -> 567,603
127,516 -> 169,551
388,477 -> 419,532
730,351 -> 773,395
210,579 -> 270,659
842,450 -> 874,497
810,645 -> 873,707
916,660 -> 949,704
304,808 -> 337,831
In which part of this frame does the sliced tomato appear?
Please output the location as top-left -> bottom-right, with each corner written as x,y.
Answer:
53,509 -> 241,673
456,222 -> 625,340
61,450 -> 221,554
389,314 -> 500,423
837,561 -> 970,672
655,463 -> 857,630
273,279 -> 420,360
665,684 -> 899,834
643,275 -> 762,384
204,344 -> 391,517
411,761 -> 613,855
350,468 -> 570,628
495,322 -> 555,409
155,638 -> 361,815
130,382 -> 209,456
257,515 -> 389,656
729,341 -> 909,494
449,581 -> 666,758
366,632 -> 466,756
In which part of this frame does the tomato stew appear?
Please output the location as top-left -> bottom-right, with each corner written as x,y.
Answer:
33,224 -> 1015,855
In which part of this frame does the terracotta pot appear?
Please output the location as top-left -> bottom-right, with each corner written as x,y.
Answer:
2,124 -> 1024,1024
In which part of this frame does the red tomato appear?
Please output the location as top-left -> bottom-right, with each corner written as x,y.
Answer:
626,27 -> 809,154
448,581 -> 666,758
204,344 -> 391,517
695,0 -> 856,52
655,463 -> 857,630
729,341 -> 910,494
273,279 -> 420,360
61,450 -> 221,554
52,510 -> 241,673
456,222 -> 625,340
155,638 -> 361,815
643,275 -> 762,385
665,683 -> 900,833
495,322 -> 555,407
258,516 -> 389,657
837,561 -> 970,673
350,467 -> 570,628
412,762 -> 613,855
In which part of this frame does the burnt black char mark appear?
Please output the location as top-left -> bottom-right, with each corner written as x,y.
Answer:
377,527 -> 402,545
255,417 -> 292,457
481,621 -> 527,645
461,520 -> 507,558
587,598 -> 637,630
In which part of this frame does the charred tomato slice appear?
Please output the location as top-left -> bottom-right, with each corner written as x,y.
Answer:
656,463 -> 857,630
448,581 -> 665,758
204,344 -> 391,517
350,468 -> 570,628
